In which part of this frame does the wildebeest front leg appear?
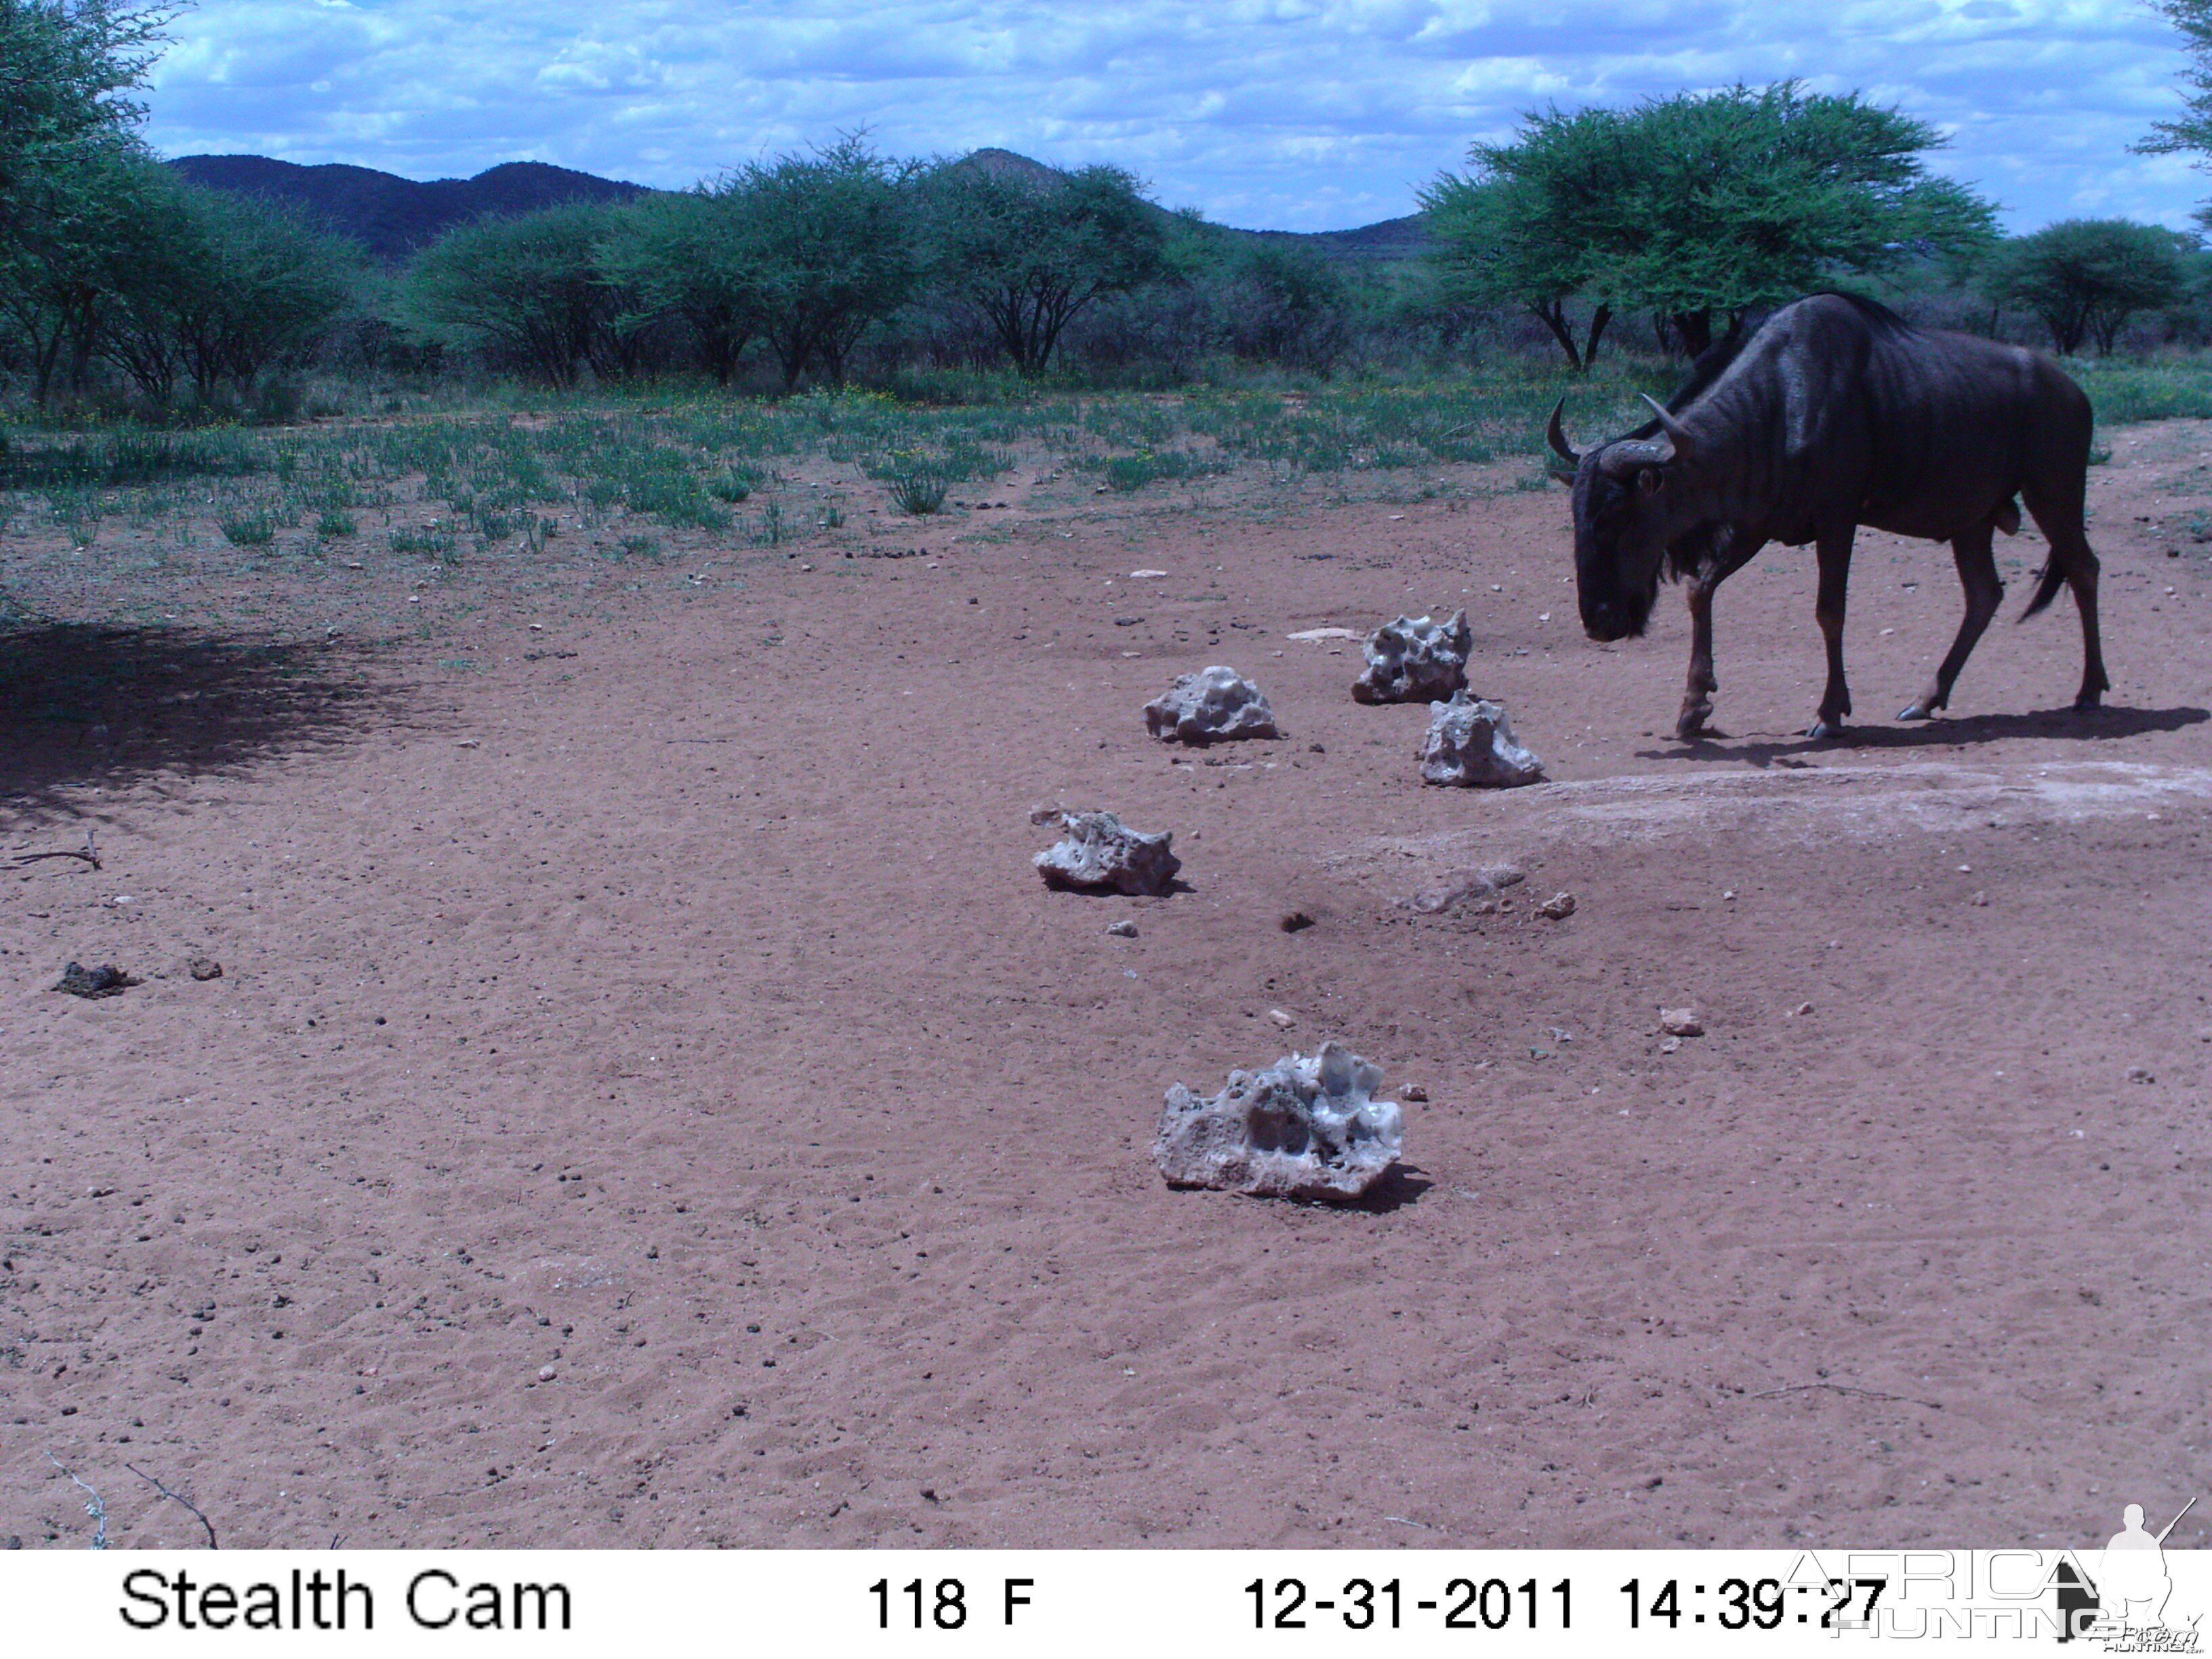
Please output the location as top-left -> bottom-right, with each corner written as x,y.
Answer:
1678,577 -> 1719,739
1675,529 -> 1759,739
1809,525 -> 1856,739
1900,520 -> 2003,720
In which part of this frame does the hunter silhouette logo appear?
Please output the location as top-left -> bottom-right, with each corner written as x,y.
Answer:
2057,1497 -> 2201,1648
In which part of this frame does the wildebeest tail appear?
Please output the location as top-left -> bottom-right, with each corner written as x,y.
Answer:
2020,554 -> 2068,620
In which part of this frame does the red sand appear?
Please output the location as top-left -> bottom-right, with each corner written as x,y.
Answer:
4,422 -> 2209,1549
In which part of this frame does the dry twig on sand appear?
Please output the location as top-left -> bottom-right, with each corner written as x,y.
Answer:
1750,1381 -> 1943,1410
127,1463 -> 218,1549
10,829 -> 100,870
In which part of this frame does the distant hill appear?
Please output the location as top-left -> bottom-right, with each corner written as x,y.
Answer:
1235,215 -> 1430,264
169,150 -> 1429,265
165,156 -> 650,260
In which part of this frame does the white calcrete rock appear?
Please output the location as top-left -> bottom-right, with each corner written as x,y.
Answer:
1143,665 -> 1279,744
1418,691 -> 1545,788
1034,810 -> 1181,896
1153,1041 -> 1404,1200
1353,610 -> 1473,704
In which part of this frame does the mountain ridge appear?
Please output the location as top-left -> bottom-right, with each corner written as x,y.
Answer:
167,151 -> 1429,264
166,155 -> 649,260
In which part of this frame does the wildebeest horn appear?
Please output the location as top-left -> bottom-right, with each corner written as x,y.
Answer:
1639,393 -> 1695,461
1546,399 -> 1579,464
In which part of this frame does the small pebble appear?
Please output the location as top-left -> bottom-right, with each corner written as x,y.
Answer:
1268,1008 -> 1296,1029
1658,1036 -> 1681,1054
1402,1084 -> 1429,1103
188,957 -> 222,981
1537,891 -> 1576,920
1659,1006 -> 1703,1038
1106,920 -> 1137,938
2127,1066 -> 2154,1084
537,1366 -> 556,1382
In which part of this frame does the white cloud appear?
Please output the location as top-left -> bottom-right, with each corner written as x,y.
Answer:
140,0 -> 2209,230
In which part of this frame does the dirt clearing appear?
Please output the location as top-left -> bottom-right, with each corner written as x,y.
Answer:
3,419 -> 2208,1549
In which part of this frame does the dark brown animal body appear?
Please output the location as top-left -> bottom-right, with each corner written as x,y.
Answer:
1548,293 -> 2108,739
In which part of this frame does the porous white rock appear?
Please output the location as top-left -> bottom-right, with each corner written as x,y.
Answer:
1034,811 -> 1181,896
1153,1040 -> 1404,1200
1353,610 -> 1472,704
1418,691 -> 1545,787
1143,665 -> 1279,744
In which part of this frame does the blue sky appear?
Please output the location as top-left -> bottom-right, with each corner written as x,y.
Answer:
142,0 -> 2210,233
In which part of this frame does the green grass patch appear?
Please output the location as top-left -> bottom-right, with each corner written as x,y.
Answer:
2073,358 -> 2212,426
390,525 -> 456,556
1095,450 -> 1231,492
886,469 -> 947,515
3,427 -> 263,489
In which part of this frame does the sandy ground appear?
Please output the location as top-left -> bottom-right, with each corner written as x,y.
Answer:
3,418 -> 2209,1551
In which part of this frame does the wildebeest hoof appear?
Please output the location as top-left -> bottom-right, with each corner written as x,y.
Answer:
1807,719 -> 1843,740
1675,711 -> 1710,741
1898,702 -> 1934,722
2074,692 -> 2105,712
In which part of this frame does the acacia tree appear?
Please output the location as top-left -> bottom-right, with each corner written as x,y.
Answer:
152,186 -> 357,396
0,140 -> 165,401
1424,82 -> 1998,363
1983,220 -> 2190,354
729,138 -> 918,389
0,0 -> 165,221
398,203 -> 624,386
1420,149 -> 1613,370
596,186 -> 765,384
921,158 -> 1163,375
2138,0 -> 2212,202
0,0 -> 169,399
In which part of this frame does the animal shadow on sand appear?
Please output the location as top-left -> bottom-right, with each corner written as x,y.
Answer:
1647,703 -> 2209,768
0,621 -> 411,814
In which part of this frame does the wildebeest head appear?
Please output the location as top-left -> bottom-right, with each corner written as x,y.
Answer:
1547,395 -> 1697,641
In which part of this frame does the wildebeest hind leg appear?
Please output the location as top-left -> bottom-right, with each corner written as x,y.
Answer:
2062,539 -> 2110,710
1901,523 -> 2002,720
2022,483 -> 2110,710
1808,525 -> 1856,739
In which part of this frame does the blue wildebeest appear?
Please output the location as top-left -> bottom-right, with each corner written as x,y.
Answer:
1547,293 -> 2108,740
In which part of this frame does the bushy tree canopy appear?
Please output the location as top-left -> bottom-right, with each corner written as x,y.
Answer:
1983,219 -> 2192,354
1423,81 -> 1999,365
596,186 -> 766,385
731,138 -> 918,388
0,0 -> 163,212
398,203 -> 625,386
2138,0 -> 2212,191
920,158 -> 1163,375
